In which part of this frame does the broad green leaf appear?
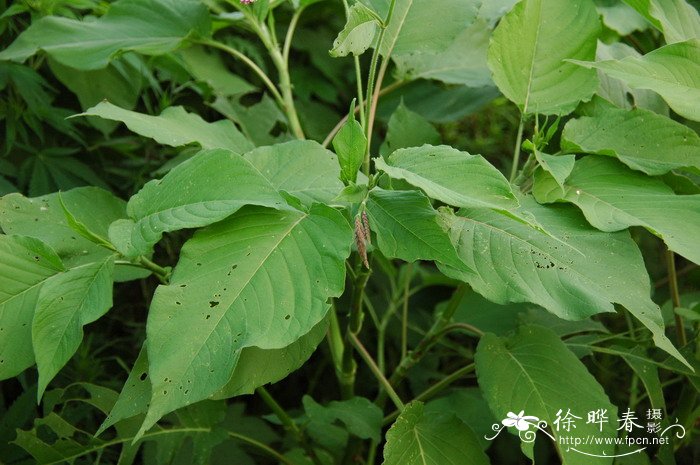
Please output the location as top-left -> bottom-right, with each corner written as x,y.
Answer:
476,326 -> 617,464
382,401 -> 489,465
0,236 -> 63,380
424,388 -> 498,450
213,318 -> 328,399
365,0 -> 480,57
488,0 -> 600,115
33,257 -> 115,400
212,94 -> 291,147
594,42 -> 669,114
613,346 -> 666,413
439,196 -> 685,364
533,152 -> 575,191
0,0 -> 210,70
303,396 -> 383,441
393,19 -> 491,87
379,103 -> 440,156
365,189 -> 468,270
179,46 -> 256,97
562,102 -> 700,175
572,39 -> 700,121
138,204 -> 352,436
375,145 -> 517,210
99,321 -> 327,434
533,156 -> 700,265
330,3 -> 380,57
623,0 -> 700,43
332,106 -> 366,184
0,188 -> 141,279
80,101 -> 253,153
122,148 -> 288,257
243,140 -> 345,205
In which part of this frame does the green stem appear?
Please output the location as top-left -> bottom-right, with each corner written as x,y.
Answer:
350,332 -> 404,411
136,256 -> 170,284
228,432 -> 297,465
201,39 -> 284,107
383,363 -> 476,425
256,387 -> 323,465
401,263 -> 412,359
340,265 -> 371,398
509,116 -> 525,182
666,248 -> 687,347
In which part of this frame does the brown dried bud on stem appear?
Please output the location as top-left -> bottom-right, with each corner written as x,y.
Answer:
354,216 -> 369,269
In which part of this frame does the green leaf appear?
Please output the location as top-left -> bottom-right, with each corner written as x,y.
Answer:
488,0 -> 600,115
392,19 -> 492,87
562,99 -> 700,175
138,204 -> 352,436
330,3 -> 380,57
332,103 -> 367,184
243,140 -> 345,205
438,196 -> 685,364
122,148 -> 288,257
572,39 -> 700,121
379,103 -> 440,156
0,187 -> 138,278
533,156 -> 700,265
179,46 -> 256,97
303,396 -> 383,441
476,325 -> 618,464
365,0 -> 480,58
595,42 -> 669,114
33,257 -> 115,400
596,0 -> 649,36
365,188 -> 468,270
0,0 -> 211,70
623,0 -> 700,43
0,236 -> 64,380
375,145 -> 518,210
533,152 -> 575,191
79,101 -> 253,153
382,401 -> 489,465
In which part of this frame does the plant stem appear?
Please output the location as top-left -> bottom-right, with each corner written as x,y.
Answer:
283,7 -> 304,64
383,363 -> 476,425
387,284 -> 469,387
349,332 -> 404,411
666,248 -> 687,347
268,42 -> 305,139
228,431 -> 297,465
340,266 -> 371,398
136,256 -> 170,284
256,386 -> 323,465
509,116 -> 525,182
401,263 -> 412,359
201,39 -> 284,107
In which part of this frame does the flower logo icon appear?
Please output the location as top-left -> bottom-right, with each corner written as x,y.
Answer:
502,411 -> 540,431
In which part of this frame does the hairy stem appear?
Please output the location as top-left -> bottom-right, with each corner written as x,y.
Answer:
510,116 -> 525,182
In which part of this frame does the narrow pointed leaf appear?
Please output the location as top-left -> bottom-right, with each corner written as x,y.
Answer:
382,401 -> 489,465
80,102 -> 253,153
366,189 -> 468,270
33,257 -> 115,400
561,100 -> 700,175
332,109 -> 367,184
439,196 -> 685,364
0,0 -> 210,70
533,152 -> 575,191
374,145 -> 518,210
476,326 -> 618,464
533,156 -> 700,265
123,148 -> 289,256
139,204 -> 352,436
0,236 -> 64,380
572,39 -> 700,121
488,0 -> 600,115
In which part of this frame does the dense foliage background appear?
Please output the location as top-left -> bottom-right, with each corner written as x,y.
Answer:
0,0 -> 699,464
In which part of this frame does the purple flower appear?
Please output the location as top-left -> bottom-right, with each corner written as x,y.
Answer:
240,0 -> 256,4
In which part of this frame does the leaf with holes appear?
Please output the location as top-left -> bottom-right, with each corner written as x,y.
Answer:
0,236 -> 64,380
533,156 -> 700,265
137,204 -> 352,437
439,195 -> 686,365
